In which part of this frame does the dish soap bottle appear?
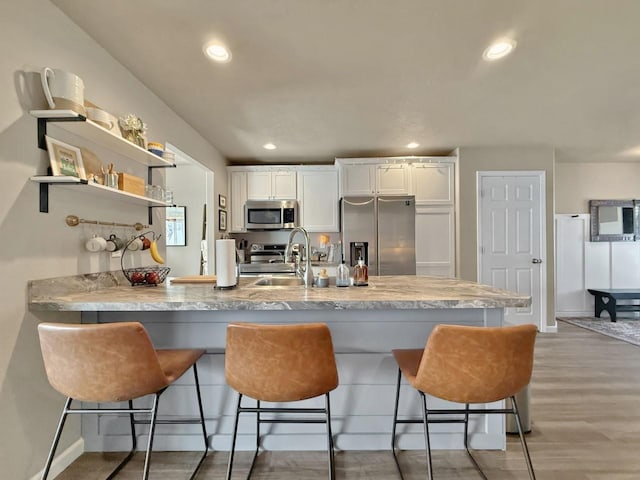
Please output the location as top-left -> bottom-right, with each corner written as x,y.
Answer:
353,256 -> 368,286
336,258 -> 350,287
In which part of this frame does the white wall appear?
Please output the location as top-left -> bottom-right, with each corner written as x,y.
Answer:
0,1 -> 227,477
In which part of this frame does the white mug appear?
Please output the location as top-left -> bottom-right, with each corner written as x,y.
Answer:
41,67 -> 85,115
128,237 -> 144,251
85,235 -> 107,252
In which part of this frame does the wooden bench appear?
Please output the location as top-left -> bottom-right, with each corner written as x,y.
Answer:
587,289 -> 640,322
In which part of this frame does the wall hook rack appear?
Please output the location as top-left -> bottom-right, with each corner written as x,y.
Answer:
65,214 -> 148,231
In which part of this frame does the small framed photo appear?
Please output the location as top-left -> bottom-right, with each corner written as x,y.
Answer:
45,135 -> 86,180
166,206 -> 187,247
219,209 -> 227,231
219,194 -> 227,208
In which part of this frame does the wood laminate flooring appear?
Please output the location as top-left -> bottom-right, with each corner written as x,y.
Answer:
56,322 -> 640,479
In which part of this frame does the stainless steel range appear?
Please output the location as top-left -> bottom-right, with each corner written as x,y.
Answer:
249,243 -> 287,263
238,243 -> 296,276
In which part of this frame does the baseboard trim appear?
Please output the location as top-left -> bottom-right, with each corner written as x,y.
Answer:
29,438 -> 84,480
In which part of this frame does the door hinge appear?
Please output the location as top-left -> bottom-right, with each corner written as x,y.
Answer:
480,246 -> 485,254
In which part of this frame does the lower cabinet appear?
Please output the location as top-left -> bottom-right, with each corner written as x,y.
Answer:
415,206 -> 455,277
297,167 -> 339,232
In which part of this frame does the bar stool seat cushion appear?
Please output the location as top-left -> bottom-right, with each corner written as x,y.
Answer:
157,349 -> 206,384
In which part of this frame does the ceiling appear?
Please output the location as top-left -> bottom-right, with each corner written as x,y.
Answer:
52,0 -> 640,164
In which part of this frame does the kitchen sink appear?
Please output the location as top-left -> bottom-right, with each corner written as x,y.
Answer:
251,277 -> 305,287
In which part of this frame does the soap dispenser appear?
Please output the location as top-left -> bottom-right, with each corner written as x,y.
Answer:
336,257 -> 350,287
353,256 -> 368,286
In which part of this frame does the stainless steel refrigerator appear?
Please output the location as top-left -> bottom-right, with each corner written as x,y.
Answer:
341,196 -> 416,275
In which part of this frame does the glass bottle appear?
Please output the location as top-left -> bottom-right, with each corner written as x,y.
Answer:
336,259 -> 350,287
354,256 -> 368,286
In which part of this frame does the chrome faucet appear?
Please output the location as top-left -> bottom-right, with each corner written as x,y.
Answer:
285,226 -> 314,288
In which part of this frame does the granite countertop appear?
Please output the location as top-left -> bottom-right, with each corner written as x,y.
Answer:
28,272 -> 531,312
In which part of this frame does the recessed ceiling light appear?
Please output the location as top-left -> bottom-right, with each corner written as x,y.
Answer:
406,142 -> 419,149
483,39 -> 516,61
204,43 -> 232,63
263,143 -> 277,150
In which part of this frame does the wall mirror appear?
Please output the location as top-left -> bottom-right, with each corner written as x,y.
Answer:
589,199 -> 639,241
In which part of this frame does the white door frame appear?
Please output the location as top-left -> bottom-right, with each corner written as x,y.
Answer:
476,171 -> 549,332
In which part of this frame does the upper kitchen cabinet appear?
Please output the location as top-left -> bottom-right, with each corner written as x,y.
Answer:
340,163 -> 376,195
297,166 -> 339,232
228,169 -> 247,233
246,167 -> 297,200
376,163 -> 411,194
411,160 -> 455,205
337,159 -> 410,196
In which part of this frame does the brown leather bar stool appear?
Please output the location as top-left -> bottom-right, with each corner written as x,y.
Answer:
391,324 -> 537,480
38,322 -> 209,480
225,322 -> 339,480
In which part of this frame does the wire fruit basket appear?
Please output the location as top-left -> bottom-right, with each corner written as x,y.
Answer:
123,265 -> 171,287
121,231 -> 171,286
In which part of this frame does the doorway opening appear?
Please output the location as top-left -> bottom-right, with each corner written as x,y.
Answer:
165,143 -> 214,277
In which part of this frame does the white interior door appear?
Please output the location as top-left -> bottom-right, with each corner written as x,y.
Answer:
478,172 -> 546,329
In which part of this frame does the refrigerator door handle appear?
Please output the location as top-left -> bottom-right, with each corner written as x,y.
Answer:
344,198 -> 376,207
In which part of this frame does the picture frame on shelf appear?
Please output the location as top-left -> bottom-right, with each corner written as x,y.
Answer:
45,135 -> 86,180
166,206 -> 187,247
219,209 -> 227,231
219,194 -> 227,208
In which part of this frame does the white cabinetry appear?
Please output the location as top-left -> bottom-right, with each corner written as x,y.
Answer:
411,162 -> 454,204
555,213 -> 640,316
340,163 -> 376,195
246,168 -> 297,200
229,170 -> 247,233
415,206 -> 455,277
339,160 -> 410,196
296,167 -> 339,232
376,163 -> 411,195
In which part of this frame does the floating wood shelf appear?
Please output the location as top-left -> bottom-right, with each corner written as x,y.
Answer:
30,110 -> 175,167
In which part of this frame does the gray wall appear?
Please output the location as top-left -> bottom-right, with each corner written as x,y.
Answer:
457,146 -> 556,328
556,161 -> 640,213
0,1 -> 227,477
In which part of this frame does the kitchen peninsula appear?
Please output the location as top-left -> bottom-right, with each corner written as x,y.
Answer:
29,274 -> 530,453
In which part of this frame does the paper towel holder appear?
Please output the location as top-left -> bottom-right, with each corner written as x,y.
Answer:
214,250 -> 240,290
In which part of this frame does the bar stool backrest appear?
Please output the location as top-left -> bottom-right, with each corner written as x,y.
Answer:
38,322 -> 169,402
415,324 -> 537,404
226,322 -> 339,402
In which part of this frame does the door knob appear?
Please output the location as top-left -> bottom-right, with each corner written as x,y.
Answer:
532,258 -> 543,264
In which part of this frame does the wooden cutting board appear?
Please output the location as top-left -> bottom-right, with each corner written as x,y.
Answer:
170,275 -> 217,284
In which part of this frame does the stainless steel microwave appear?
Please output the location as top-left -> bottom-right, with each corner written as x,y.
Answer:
245,200 -> 298,230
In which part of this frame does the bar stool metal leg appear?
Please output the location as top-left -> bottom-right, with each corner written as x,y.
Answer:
142,392 -> 161,480
40,397 -> 72,480
226,393 -> 243,480
246,399 -> 261,479
419,392 -> 433,480
511,396 -> 536,480
391,368 -> 405,479
325,393 -> 336,480
462,403 -> 488,480
189,363 -> 209,480
105,400 -> 138,480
